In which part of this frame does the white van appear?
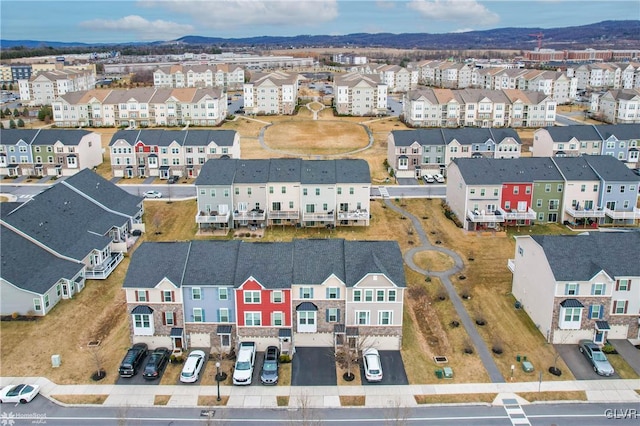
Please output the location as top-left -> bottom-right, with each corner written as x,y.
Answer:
233,341 -> 256,385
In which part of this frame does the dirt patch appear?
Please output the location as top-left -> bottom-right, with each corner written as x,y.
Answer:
517,391 -> 587,402
264,120 -> 368,155
340,395 -> 365,406
154,395 -> 171,405
51,394 -> 108,405
413,251 -> 455,272
415,393 -> 497,404
198,395 -> 228,406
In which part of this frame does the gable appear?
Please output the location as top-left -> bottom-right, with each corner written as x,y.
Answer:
353,273 -> 396,288
237,278 -> 265,291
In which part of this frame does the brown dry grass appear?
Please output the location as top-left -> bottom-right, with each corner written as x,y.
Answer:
198,395 -> 228,406
413,251 -> 456,272
159,363 -> 182,385
340,395 -> 365,406
200,359 -> 234,386
337,365 -> 362,386
277,395 -> 290,406
154,395 -> 171,405
263,120 -> 368,155
607,354 -> 640,379
517,391 -> 587,402
279,362 -> 292,386
415,393 -> 497,404
51,394 -> 108,404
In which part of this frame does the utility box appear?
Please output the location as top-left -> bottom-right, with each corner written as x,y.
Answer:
51,354 -> 61,368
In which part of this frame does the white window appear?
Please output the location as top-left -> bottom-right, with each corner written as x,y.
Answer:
356,311 -> 371,325
133,314 -> 153,335
272,312 -> 284,326
591,283 -> 606,295
327,287 -> 340,299
353,290 -> 361,302
164,311 -> 175,326
245,312 -> 261,326
218,288 -> 228,300
162,290 -> 173,302
244,290 -> 260,304
388,290 -> 397,302
378,311 -> 393,325
564,283 -> 579,295
192,288 -> 202,300
376,290 -> 385,302
559,307 -> 582,329
327,308 -> 339,323
193,308 -> 204,322
218,308 -> 229,323
272,290 -> 283,303
616,279 -> 630,291
613,300 -> 628,314
297,311 -> 316,332
364,289 -> 373,302
33,298 -> 42,311
589,305 -> 602,320
137,290 -> 148,302
300,287 -> 314,299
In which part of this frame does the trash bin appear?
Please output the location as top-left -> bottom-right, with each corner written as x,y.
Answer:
435,369 -> 443,379
523,355 -> 527,362
516,354 -> 521,362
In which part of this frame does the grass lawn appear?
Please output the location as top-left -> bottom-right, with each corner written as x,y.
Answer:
517,391 -> 587,402
607,354 -> 640,379
277,395 -> 290,406
51,395 -> 108,404
415,393 -> 497,404
154,395 -> 171,405
198,395 -> 228,406
264,120 -> 368,155
339,395 -> 365,406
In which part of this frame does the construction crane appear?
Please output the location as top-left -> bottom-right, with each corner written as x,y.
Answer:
528,32 -> 544,50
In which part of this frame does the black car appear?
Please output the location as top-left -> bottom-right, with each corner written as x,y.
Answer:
167,176 -> 179,184
260,346 -> 280,385
142,347 -> 170,380
118,343 -> 148,378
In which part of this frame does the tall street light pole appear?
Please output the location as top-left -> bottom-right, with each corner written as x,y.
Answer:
216,361 -> 221,402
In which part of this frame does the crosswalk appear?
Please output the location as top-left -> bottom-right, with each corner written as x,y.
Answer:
378,186 -> 389,198
502,398 -> 531,426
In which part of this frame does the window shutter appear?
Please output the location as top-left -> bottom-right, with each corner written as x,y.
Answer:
162,312 -> 166,325
337,309 -> 341,322
310,288 -> 314,298
135,291 -> 139,301
337,288 -> 340,299
217,309 -> 221,322
588,305 -> 594,319
171,291 -> 175,302
326,288 -> 330,299
145,290 -> 149,301
202,310 -> 206,322
615,280 -> 619,291
628,282 -> 631,291
299,288 -> 303,298
599,305 -> 604,319
624,301 -> 628,314
326,309 -> 330,321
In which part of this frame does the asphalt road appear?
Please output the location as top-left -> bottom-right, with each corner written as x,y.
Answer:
4,397 -> 638,425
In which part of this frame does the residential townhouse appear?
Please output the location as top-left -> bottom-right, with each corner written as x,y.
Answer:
243,71 -> 299,115
18,69 -> 96,106
51,87 -> 227,128
153,64 -> 245,90
109,129 -> 240,179
446,157 -> 564,230
194,158 -> 371,232
532,124 -> 639,167
402,88 -> 556,128
387,127 -> 521,179
446,156 -> 640,230
591,89 -> 640,124
0,169 -> 144,316
0,129 -> 102,178
510,232 -> 640,344
123,239 -> 406,354
333,72 -> 388,116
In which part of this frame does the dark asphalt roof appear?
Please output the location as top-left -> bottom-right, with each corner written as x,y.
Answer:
195,158 -> 370,186
594,124 -> 640,141
234,242 -> 294,289
0,129 -> 40,146
122,242 -> 191,288
583,155 -> 640,182
344,240 -> 406,288
182,240 -> 240,286
452,157 -> 563,184
0,224 -> 84,295
131,305 -> 153,314
551,157 -> 600,181
538,125 -> 602,142
532,232 -> 640,281
293,239 -> 346,284
391,127 -> 521,147
296,302 -> 318,311
27,129 -> 91,146
108,129 -> 238,147
560,299 -> 584,308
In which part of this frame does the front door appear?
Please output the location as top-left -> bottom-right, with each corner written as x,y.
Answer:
62,284 -> 69,298
548,213 -> 557,222
593,330 -> 606,345
174,337 -> 183,349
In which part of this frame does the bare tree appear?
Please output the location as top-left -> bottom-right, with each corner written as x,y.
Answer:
384,396 -> 411,426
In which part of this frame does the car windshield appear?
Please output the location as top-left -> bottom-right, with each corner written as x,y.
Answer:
368,369 -> 380,375
7,385 -> 24,396
181,371 -> 193,377
237,361 -> 251,370
592,351 -> 607,362
263,361 -> 277,372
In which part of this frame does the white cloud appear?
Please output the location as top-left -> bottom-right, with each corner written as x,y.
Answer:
140,0 -> 339,31
79,15 -> 194,40
407,0 -> 500,26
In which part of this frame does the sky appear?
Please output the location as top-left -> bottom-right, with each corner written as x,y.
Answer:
1,0 -> 638,44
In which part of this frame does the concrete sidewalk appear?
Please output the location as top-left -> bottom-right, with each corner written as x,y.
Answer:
2,377 -> 638,409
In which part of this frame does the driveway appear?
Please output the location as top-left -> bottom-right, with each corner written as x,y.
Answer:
554,344 -> 620,380
609,339 -> 640,376
359,350 -> 408,385
115,352 -> 163,386
291,347 -> 336,386
396,177 -> 419,185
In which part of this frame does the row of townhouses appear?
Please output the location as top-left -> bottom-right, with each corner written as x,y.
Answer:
0,129 -> 103,177
153,64 -> 245,90
510,232 -> 640,344
51,87 -> 228,128
402,88 -> 557,128
109,129 -> 241,179
532,124 -> 640,166
18,69 -> 97,106
523,48 -> 639,63
123,238 -> 406,355
387,127 -> 522,179
0,169 -> 144,316
446,156 -> 640,231
194,158 -> 371,231
333,72 -> 388,116
590,88 -> 640,124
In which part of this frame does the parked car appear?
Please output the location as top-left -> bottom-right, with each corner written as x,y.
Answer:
142,347 -> 171,380
118,343 -> 148,378
260,346 -> 280,385
143,190 -> 162,198
362,348 -> 383,382
167,176 -> 179,184
180,350 -> 206,383
579,340 -> 614,376
0,384 -> 40,404
434,173 -> 445,183
233,341 -> 256,385
423,174 -> 435,183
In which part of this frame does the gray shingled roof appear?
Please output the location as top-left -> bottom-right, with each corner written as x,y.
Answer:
62,168 -> 143,217
122,242 -> 190,288
1,224 -> 84,295
584,155 -> 640,182
293,239 -> 346,284
0,129 -> 40,146
233,160 -> 270,184
234,242 -> 294,289
344,241 -> 406,288
593,124 -> 640,142
452,157 -> 563,185
194,157 -> 239,185
552,157 -> 600,181
109,129 -> 141,146
392,127 -> 521,148
301,160 -> 336,184
268,158 -> 301,182
182,240 -> 240,286
28,129 -> 91,146
335,159 -> 370,183
532,232 -> 640,281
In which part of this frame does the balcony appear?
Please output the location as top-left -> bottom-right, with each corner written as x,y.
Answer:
498,207 -> 537,221
338,209 -> 369,221
234,208 -> 266,221
302,212 -> 336,222
268,210 -> 300,220
195,211 -> 231,224
565,207 -> 605,218
605,207 -> 640,220
467,209 -> 505,223
85,252 -> 124,280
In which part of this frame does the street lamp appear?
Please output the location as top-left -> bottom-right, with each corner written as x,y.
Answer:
215,361 -> 221,402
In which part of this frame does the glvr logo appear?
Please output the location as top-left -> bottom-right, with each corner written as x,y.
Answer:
605,408 -> 638,419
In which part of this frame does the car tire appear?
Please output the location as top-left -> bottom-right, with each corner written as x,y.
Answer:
579,347 -> 583,353
593,366 -> 598,373
20,399 -> 27,404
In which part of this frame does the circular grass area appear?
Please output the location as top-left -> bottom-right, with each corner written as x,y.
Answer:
263,120 -> 369,155
413,250 -> 456,272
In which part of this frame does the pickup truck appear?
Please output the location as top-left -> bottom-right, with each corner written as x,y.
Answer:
232,341 -> 256,385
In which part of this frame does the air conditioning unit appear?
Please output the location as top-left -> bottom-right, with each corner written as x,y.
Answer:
51,354 -> 61,368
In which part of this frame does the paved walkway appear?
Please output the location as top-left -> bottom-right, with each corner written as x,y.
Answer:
1,377 -> 638,408
383,198 -> 506,383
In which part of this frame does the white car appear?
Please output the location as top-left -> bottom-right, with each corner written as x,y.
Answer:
423,174 -> 435,183
143,190 -> 162,199
0,384 -> 40,404
180,350 -> 206,383
434,174 -> 445,183
233,341 -> 256,385
363,348 -> 383,382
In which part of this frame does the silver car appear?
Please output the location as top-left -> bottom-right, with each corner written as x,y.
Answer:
579,340 -> 614,376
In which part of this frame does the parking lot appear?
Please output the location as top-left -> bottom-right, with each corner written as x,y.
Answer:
554,344 -> 620,380
359,351 -> 409,385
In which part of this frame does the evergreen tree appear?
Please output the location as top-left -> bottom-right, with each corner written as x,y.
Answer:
3,107 -> 11,116
13,108 -> 20,117
9,119 -> 16,129
17,118 -> 25,127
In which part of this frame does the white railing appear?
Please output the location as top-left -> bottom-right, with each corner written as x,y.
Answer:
85,252 -> 124,280
565,207 -> 606,218
233,209 -> 266,221
467,210 -> 505,223
268,210 -> 300,220
338,209 -> 369,220
195,212 -> 230,224
498,207 -> 536,220
302,212 -> 336,222
605,207 -> 640,220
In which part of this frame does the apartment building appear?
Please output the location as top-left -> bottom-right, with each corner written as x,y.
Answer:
243,71 -> 299,115
153,64 -> 245,90
591,89 -> 640,124
18,69 -> 96,106
333,72 -> 388,116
